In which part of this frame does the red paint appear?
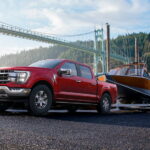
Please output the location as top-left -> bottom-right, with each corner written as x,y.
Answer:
0,59 -> 117,104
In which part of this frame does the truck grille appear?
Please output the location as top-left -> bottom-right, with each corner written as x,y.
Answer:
0,70 -> 13,84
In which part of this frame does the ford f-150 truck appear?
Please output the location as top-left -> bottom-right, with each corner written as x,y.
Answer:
0,59 -> 117,116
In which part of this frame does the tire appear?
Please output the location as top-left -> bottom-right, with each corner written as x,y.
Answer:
0,102 -> 10,112
97,93 -> 111,114
28,84 -> 52,116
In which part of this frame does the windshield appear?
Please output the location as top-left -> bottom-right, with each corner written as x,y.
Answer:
109,64 -> 145,76
29,60 -> 62,69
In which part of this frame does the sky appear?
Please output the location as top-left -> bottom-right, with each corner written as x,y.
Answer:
0,0 -> 150,55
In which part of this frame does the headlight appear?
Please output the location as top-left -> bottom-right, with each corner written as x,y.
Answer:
8,72 -> 17,82
16,71 -> 30,84
8,71 -> 30,84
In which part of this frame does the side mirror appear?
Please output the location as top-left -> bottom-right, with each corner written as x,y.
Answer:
58,68 -> 71,76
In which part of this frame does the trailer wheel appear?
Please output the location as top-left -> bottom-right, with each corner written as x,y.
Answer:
97,93 -> 111,114
29,84 -> 52,116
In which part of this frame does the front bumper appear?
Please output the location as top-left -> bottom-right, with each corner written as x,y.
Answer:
0,86 -> 31,98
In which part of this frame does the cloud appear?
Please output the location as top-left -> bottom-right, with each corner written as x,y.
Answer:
21,0 -> 150,38
0,0 -> 150,55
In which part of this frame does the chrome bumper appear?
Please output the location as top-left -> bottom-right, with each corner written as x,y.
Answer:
0,86 -> 31,98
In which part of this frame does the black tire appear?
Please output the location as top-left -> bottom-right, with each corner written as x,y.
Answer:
28,84 -> 52,116
0,102 -> 10,112
97,93 -> 111,114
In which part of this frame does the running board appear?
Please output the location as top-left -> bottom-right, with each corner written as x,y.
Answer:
55,101 -> 97,106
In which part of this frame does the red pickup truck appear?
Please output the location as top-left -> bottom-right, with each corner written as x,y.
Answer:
0,59 -> 117,116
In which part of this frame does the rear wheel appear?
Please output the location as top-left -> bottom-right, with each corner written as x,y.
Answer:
97,93 -> 111,114
28,85 -> 52,116
0,102 -> 10,112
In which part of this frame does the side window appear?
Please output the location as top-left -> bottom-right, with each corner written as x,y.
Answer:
61,62 -> 77,76
79,65 -> 92,79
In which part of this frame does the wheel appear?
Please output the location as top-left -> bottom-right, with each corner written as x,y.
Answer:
28,84 -> 52,116
97,93 -> 111,114
0,102 -> 10,112
67,106 -> 78,113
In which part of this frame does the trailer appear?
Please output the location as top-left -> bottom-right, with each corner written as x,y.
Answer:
98,62 -> 150,111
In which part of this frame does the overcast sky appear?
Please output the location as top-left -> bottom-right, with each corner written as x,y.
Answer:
0,0 -> 150,55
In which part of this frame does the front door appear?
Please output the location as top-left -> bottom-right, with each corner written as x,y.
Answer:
56,62 -> 81,101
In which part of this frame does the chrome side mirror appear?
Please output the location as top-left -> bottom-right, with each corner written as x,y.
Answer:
58,68 -> 71,76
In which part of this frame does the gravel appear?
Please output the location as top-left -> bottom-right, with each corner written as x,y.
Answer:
0,110 -> 150,150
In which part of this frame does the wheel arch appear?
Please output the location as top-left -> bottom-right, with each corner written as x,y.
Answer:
100,90 -> 112,103
31,80 -> 54,98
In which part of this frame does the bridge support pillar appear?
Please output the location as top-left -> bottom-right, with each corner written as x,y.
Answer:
94,28 -> 105,74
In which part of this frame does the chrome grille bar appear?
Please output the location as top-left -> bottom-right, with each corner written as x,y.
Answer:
0,70 -> 14,84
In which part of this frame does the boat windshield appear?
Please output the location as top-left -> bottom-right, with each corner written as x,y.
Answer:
109,64 -> 148,77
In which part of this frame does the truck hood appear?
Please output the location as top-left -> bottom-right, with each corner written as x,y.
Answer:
0,66 -> 53,72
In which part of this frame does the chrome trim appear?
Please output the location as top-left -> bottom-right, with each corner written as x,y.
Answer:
0,70 -> 12,84
0,86 -> 31,98
0,80 -> 9,82
0,73 -> 10,75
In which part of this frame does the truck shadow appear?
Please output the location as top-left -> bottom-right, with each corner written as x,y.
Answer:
0,109 -> 150,128
46,110 -> 150,128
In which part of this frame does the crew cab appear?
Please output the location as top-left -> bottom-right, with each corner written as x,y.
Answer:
0,59 -> 117,116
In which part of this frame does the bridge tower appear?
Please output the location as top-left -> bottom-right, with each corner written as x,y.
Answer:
94,28 -> 106,74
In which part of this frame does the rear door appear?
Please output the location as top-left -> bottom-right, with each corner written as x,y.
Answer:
75,64 -> 97,102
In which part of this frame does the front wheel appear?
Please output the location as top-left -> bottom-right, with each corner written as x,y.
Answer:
28,85 -> 52,116
97,93 -> 111,114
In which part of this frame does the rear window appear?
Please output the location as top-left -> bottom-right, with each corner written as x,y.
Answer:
79,65 -> 92,79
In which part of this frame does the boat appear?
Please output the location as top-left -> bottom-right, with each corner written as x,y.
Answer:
99,63 -> 150,104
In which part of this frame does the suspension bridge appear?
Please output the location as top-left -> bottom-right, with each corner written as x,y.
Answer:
0,22 -> 131,74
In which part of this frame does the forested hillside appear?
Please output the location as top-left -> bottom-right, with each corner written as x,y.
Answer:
110,33 -> 150,60
0,46 -> 68,67
0,32 -> 150,71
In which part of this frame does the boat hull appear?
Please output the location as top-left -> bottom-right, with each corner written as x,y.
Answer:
106,75 -> 150,103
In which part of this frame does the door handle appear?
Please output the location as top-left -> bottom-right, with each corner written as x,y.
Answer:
76,80 -> 81,83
